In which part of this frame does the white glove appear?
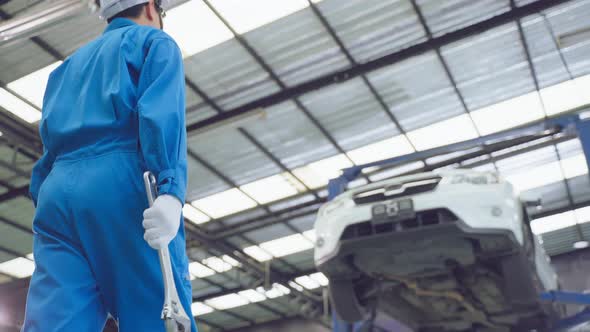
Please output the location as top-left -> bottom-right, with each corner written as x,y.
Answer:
142,195 -> 182,250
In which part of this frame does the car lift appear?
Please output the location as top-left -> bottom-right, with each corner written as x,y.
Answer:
326,112 -> 590,332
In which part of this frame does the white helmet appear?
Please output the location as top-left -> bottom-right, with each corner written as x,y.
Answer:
99,0 -> 172,20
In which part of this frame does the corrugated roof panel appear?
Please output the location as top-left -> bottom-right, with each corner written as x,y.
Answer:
183,39 -> 281,111
314,0 -> 426,63
0,251 -> 16,265
568,175 -> 590,205
0,40 -> 53,83
0,0 -> 37,16
37,13 -> 104,57
199,310 -> 249,329
244,224 -> 294,245
521,14 -> 571,88
188,128 -> 281,186
0,224 -> 32,257
242,101 -> 338,169
185,105 -> 218,127
185,157 -> 232,201
541,226 -> 580,256
300,78 -> 400,151
230,304 -> 281,323
543,0 -> 590,78
524,181 -> 569,214
244,7 -> 350,86
556,139 -> 583,158
286,213 -> 316,233
495,146 -> 558,173
0,197 -> 34,229
442,24 -> 536,111
368,52 -> 464,131
417,0 -> 510,37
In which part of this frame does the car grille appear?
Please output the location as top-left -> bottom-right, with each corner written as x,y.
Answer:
341,209 -> 459,240
352,177 -> 442,205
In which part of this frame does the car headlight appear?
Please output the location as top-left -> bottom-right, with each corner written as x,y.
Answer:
447,173 -> 500,185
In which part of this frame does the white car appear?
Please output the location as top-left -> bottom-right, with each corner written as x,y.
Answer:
314,169 -> 564,332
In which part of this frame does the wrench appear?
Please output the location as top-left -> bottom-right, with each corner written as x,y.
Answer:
143,172 -> 191,332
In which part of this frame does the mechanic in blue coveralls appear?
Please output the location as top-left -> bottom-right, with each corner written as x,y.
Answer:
21,0 -> 197,331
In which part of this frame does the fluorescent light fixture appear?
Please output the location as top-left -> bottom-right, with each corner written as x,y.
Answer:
192,188 -> 257,219
258,283 -> 290,299
164,0 -> 234,58
209,0 -> 308,34
531,211 -> 576,235
7,62 -> 62,108
560,154 -> 588,179
540,79 -> 590,116
191,302 -> 214,316
288,281 -> 304,291
238,289 -> 266,303
240,173 -> 301,204
293,154 -> 353,189
202,256 -> 233,273
574,241 -> 590,249
243,245 -> 273,262
302,229 -> 316,243
309,272 -> 329,286
0,88 -> 41,123
504,161 -> 564,192
407,114 -> 479,151
221,255 -> 241,267
183,204 -> 210,225
259,234 -> 314,258
295,275 -> 320,290
346,135 -> 415,165
470,92 -> 545,135
575,206 -> 590,224
205,293 -> 249,310
0,257 -> 35,278
189,261 -> 216,279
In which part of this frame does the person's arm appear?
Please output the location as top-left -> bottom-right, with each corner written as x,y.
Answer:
29,148 -> 56,207
137,37 -> 187,204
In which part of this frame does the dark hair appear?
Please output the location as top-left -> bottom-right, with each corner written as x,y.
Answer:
106,3 -> 147,23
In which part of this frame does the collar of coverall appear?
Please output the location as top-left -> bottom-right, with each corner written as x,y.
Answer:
103,18 -> 137,34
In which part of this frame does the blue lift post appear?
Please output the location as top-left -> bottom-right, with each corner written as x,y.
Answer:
327,113 -> 590,332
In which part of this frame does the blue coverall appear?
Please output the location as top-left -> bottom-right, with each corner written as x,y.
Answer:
22,18 -> 197,332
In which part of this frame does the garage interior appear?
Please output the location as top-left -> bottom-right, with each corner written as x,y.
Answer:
1,0 -> 590,331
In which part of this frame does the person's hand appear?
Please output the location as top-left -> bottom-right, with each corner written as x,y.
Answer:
142,195 -> 182,249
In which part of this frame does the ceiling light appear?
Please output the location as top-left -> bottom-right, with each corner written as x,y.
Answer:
191,302 -> 214,316
7,62 -> 62,108
183,204 -> 210,225
294,275 -> 320,290
205,293 -> 249,310
192,188 -> 257,219
0,88 -> 41,123
257,283 -> 290,299
575,206 -> 590,224
202,257 -> 232,273
573,241 -> 589,249
0,257 -> 35,278
530,211 -> 576,235
309,272 -> 329,286
288,281 -> 304,292
221,255 -> 241,267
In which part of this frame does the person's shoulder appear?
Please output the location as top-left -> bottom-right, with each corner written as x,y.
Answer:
131,25 -> 179,49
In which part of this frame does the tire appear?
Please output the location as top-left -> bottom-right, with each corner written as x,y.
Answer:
329,279 -> 367,322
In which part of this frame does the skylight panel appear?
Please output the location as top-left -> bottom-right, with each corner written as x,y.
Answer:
540,79 -> 590,116
407,114 -> 479,151
205,293 -> 249,310
295,275 -> 320,290
0,88 -> 41,123
209,0 -> 308,34
309,272 -> 329,286
302,229 -> 316,243
221,255 -> 241,267
0,257 -> 35,278
257,284 -> 290,299
164,0 -> 234,58
183,204 -> 211,225
7,62 -> 62,108
292,154 -> 353,189
192,188 -> 257,219
575,206 -> 590,224
288,281 -> 304,291
560,154 -> 588,179
202,256 -> 232,273
470,92 -> 545,135
259,234 -> 314,258
189,261 -> 216,279
346,135 -> 415,165
504,161 -> 564,192
531,211 -> 577,235
191,302 -> 214,316
238,289 -> 266,303
243,245 -> 274,262
240,173 -> 301,204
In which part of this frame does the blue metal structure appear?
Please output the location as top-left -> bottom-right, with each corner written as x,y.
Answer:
327,113 -> 590,332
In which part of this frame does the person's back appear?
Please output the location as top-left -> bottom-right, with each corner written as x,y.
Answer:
21,1 -> 197,331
